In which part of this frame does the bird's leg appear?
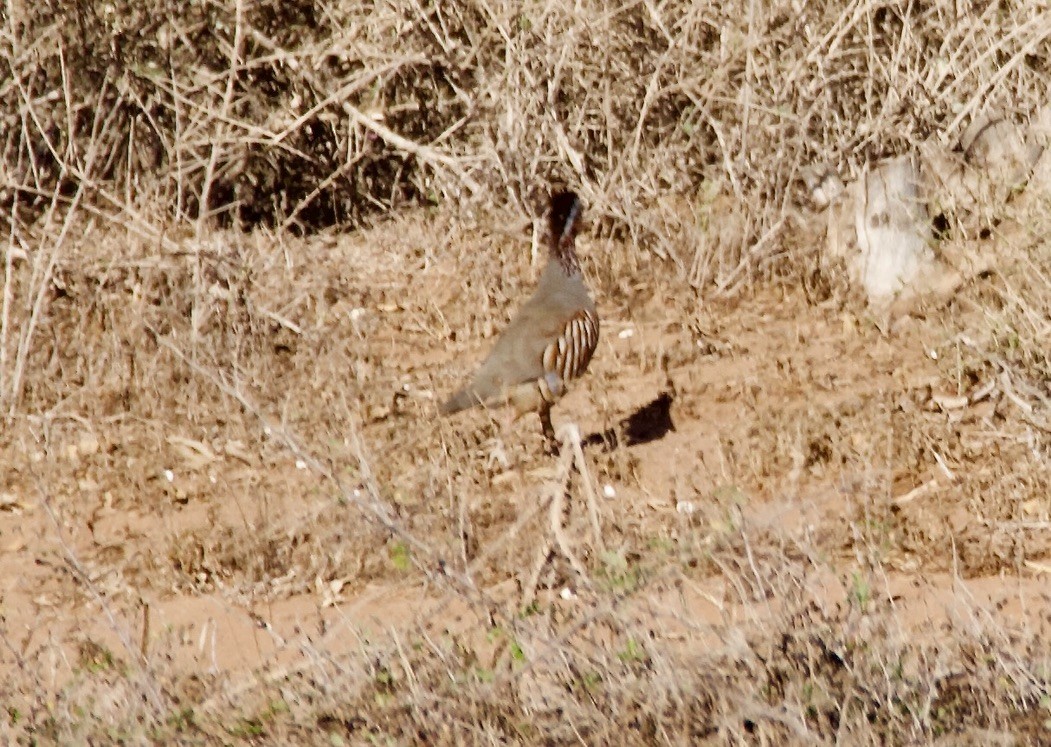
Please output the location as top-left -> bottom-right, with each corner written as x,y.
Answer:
539,402 -> 556,448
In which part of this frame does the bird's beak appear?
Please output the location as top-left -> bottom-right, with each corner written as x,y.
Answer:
560,199 -> 581,243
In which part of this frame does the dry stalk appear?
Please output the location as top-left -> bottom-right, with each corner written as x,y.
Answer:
6,162 -> 88,417
147,325 -> 508,623
33,479 -> 167,714
562,422 -> 606,555
522,424 -> 606,608
0,198 -> 18,404
195,0 -> 244,236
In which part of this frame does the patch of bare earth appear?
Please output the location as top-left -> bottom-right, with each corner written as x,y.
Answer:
0,210 -> 1048,743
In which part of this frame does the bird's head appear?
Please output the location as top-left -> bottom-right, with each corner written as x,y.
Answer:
549,190 -> 582,248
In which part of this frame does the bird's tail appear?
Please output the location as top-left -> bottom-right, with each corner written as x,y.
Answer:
439,387 -> 481,415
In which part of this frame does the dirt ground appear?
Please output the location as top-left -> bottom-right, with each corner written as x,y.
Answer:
0,208 -> 1048,742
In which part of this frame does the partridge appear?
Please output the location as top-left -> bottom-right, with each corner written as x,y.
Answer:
440,190 -> 600,440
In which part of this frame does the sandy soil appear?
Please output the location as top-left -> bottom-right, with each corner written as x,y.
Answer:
0,210 -> 1047,740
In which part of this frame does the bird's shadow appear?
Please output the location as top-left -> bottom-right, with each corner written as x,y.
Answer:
584,391 -> 675,451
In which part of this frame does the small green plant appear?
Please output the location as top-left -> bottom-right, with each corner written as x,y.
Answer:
646,536 -> 675,555
849,572 -> 871,609
389,542 -> 411,571
265,700 -> 290,718
579,671 -> 602,692
374,667 -> 395,691
509,639 -> 526,665
373,667 -> 396,707
165,708 -> 195,732
488,626 -> 526,666
617,637 -> 644,664
78,641 -> 117,674
223,699 -> 289,740
598,550 -> 642,592
227,718 -> 265,738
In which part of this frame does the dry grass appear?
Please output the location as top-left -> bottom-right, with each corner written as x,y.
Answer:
0,0 -> 1050,744
5,0 -> 1050,276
